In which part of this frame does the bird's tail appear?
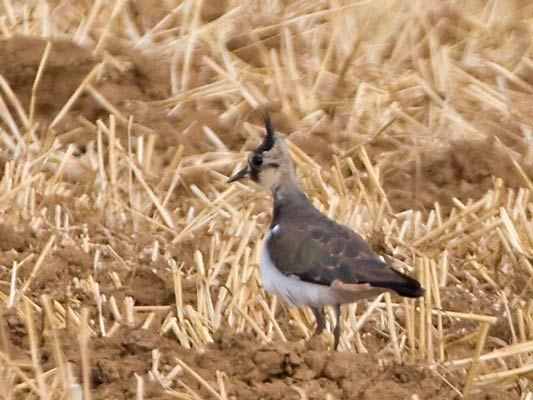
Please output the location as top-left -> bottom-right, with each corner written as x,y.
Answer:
380,276 -> 426,297
376,272 -> 425,298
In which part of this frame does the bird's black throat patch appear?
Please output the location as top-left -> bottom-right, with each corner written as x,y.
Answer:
249,157 -> 261,181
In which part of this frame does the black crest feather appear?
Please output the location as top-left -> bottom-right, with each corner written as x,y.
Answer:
257,114 -> 275,152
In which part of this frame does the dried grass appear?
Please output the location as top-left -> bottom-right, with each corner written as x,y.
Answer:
0,0 -> 533,399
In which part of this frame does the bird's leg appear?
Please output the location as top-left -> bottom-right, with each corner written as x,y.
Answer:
311,307 -> 325,336
333,304 -> 341,350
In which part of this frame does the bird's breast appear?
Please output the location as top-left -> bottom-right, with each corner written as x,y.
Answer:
259,228 -> 343,307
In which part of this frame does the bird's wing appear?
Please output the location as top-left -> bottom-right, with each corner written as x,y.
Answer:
267,214 -> 423,297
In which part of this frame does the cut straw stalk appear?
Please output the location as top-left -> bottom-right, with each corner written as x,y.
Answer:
0,352 -> 39,394
174,356 -> 223,400
135,3 -> 184,49
403,298 -> 416,361
108,115 -> 117,186
384,292 -> 401,363
424,309 -> 498,325
0,75 -> 29,130
234,304 -> 269,343
50,62 -> 104,129
180,0 -> 202,92
258,298 -> 286,341
7,261 -> 18,308
93,0 -> 127,54
86,86 -> 129,126
201,56 -> 259,108
0,91 -> 23,145
29,41 -> 52,125
74,0 -> 103,44
41,295 -> 69,395
13,234 -> 56,307
125,155 -> 176,230
413,195 -> 491,246
463,322 -> 490,396
475,362 -> 533,385
136,374 -> 144,400
23,298 -> 48,399
424,257 -> 434,365
446,340 -> 533,368
79,308 -> 91,400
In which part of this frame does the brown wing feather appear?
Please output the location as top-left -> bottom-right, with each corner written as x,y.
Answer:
268,212 -> 424,297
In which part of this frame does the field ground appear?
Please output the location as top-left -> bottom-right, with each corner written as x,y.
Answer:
1,1 -> 533,399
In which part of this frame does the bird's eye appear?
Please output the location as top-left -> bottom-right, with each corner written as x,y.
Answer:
252,154 -> 263,166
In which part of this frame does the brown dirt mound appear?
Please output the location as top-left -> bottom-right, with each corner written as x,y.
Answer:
1,319 -> 454,400
1,311 -> 515,400
382,136 -> 532,213
2,33 -> 531,217
0,36 -> 216,153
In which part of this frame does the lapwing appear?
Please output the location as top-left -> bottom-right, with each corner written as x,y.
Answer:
228,116 -> 424,350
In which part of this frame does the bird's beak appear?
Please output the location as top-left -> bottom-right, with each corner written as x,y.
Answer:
227,166 -> 248,183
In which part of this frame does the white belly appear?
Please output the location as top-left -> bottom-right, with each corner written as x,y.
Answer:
259,229 -> 343,308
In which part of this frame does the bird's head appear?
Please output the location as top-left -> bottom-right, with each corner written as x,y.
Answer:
228,115 -> 295,193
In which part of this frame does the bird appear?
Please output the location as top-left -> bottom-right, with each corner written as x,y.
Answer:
228,115 -> 424,350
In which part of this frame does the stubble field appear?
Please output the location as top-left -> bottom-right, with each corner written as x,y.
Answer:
1,1 -> 533,399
